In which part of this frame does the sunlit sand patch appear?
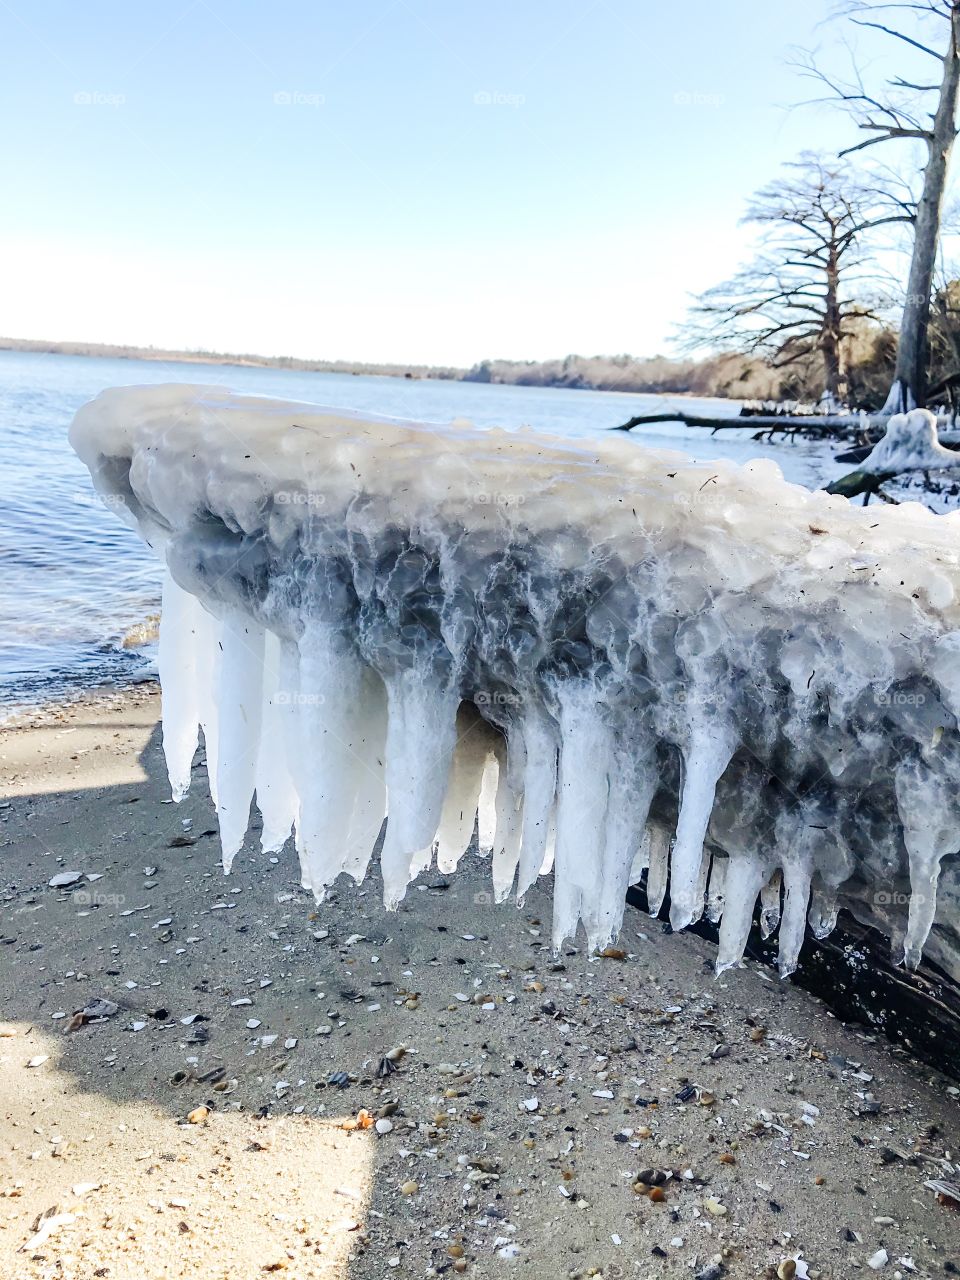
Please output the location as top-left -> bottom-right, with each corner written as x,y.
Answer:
0,714 -> 151,798
0,1026 -> 373,1280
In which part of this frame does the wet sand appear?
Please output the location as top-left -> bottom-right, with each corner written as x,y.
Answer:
0,687 -> 957,1279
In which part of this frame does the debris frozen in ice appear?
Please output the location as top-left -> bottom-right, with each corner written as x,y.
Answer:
70,385 -> 960,978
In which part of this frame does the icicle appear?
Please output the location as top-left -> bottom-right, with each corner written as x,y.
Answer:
769,810 -> 815,978
705,854 -> 727,924
193,602 -> 222,808
644,824 -> 671,918
777,855 -> 814,978
553,685 -> 614,949
345,660 -> 391,880
294,622 -> 387,898
255,632 -> 299,854
693,846 -> 712,923
158,569 -> 202,802
341,666 -> 388,883
492,732 -> 525,902
435,707 -> 496,873
214,609 -> 266,872
895,759 -> 958,970
716,854 -> 768,973
539,810 -> 557,877
379,666 -> 459,908
807,877 -> 840,940
591,738 -> 657,950
628,842 -> 647,887
409,842 -> 434,882
515,708 -> 558,902
477,750 -> 500,856
759,871 -> 783,939
670,718 -> 738,930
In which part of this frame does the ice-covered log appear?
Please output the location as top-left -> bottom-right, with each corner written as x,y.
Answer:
70,385 -> 960,979
862,408 -> 960,476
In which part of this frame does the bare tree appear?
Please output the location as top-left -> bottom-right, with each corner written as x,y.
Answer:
800,0 -> 960,411
684,155 -> 904,404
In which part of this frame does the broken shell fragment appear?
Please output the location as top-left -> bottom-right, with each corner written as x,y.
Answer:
49,871 -> 83,888
79,998 -> 118,1020
341,1109 -> 375,1131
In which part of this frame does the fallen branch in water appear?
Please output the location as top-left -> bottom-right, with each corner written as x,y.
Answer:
611,410 -> 872,436
616,408 -> 960,504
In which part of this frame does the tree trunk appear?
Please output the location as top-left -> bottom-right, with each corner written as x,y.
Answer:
883,6 -> 960,413
821,244 -> 845,402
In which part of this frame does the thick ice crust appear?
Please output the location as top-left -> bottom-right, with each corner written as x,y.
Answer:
71,385 -> 960,978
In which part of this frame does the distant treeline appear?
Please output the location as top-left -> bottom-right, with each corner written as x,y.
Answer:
462,352 -> 787,398
0,336 -> 465,382
0,336 -> 791,399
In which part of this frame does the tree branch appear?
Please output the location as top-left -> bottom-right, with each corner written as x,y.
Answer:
849,17 -> 943,59
840,127 -> 929,155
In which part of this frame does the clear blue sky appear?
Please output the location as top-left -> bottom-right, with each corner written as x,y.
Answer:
0,0 -> 934,365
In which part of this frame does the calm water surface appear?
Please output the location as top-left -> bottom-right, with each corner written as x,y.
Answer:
0,349 -> 834,713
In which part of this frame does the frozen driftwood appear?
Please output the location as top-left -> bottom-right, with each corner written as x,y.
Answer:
71,386 -> 960,986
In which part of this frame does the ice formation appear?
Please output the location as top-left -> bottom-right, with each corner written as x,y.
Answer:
70,386 -> 960,980
863,408 -> 960,475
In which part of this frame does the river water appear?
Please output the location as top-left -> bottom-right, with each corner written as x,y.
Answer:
0,349 -> 834,713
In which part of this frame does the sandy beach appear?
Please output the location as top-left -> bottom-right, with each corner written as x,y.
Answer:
0,686 -> 957,1280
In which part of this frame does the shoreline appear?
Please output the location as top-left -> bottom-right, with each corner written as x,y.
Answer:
0,686 -> 957,1277
0,336 -> 464,382
0,338 -> 734,401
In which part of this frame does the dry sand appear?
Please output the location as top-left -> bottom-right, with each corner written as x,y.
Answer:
0,686 -> 957,1280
